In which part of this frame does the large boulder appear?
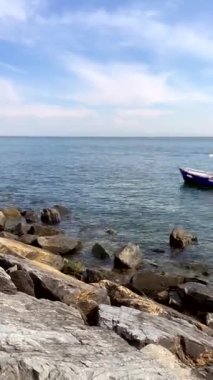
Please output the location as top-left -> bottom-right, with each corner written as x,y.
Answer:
0,231 -> 19,240
98,304 -> 213,367
41,207 -> 61,225
170,227 -> 197,249
36,235 -> 82,255
0,292 -> 199,379
28,223 -> 62,236
0,266 -> 17,294
10,269 -> 35,297
114,243 -> 142,269
0,238 -> 64,270
53,204 -> 70,217
177,282 -> 213,312
19,234 -> 37,245
12,222 -> 31,236
130,271 -> 185,297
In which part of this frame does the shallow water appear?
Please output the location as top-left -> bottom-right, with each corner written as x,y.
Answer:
0,137 -> 213,279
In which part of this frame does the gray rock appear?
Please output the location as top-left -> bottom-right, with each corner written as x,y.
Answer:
0,231 -> 19,240
2,207 -> 22,231
130,271 -> 184,296
12,222 -> 31,236
21,209 -> 39,223
41,207 -> 61,225
206,313 -> 213,328
28,223 -> 62,236
177,282 -> 213,312
19,234 -> 37,245
0,291 -> 199,379
36,235 -> 82,255
53,204 -> 71,217
92,243 -> 110,260
10,270 -> 35,297
98,304 -> 213,366
0,266 -> 17,294
168,291 -> 182,310
170,227 -> 197,249
114,243 -> 142,269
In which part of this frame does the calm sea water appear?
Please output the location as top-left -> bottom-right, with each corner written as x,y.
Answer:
1,137 -> 213,279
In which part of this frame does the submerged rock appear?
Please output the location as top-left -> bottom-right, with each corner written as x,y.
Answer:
53,204 -> 71,217
41,207 -> 61,224
36,235 -> 82,255
92,243 -> 110,260
114,243 -> 142,269
170,227 -> 197,249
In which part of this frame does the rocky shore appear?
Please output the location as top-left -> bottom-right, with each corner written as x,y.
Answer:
0,205 -> 212,379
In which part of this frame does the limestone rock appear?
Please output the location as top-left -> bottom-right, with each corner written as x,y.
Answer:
98,304 -> 213,366
0,237 -> 64,270
36,235 -> 82,255
114,243 -> 142,269
0,266 -> 17,294
0,292 -> 200,379
41,207 -> 61,224
170,227 -> 197,249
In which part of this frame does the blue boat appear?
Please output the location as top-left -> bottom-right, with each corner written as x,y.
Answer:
179,168 -> 213,188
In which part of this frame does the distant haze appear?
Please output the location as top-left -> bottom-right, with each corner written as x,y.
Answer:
0,0 -> 213,136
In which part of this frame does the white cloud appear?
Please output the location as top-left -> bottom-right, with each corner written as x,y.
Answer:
0,77 -> 22,103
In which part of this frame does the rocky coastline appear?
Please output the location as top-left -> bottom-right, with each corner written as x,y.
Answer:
0,205 -> 212,379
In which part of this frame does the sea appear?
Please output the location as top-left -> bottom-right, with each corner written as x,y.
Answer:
1,137 -> 213,280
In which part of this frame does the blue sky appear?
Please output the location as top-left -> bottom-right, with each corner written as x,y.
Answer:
0,0 -> 213,136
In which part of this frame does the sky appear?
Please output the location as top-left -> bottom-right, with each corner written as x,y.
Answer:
1,0 -> 213,136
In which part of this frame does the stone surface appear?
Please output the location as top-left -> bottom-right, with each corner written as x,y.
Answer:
92,243 -> 110,260
130,270 -> 185,296
2,207 -> 22,230
98,304 -> 213,366
36,235 -> 82,255
61,259 -> 85,278
0,291 -> 199,379
177,282 -> 213,312
0,266 -> 17,294
0,211 -> 6,230
12,222 -> 31,236
0,237 -> 64,270
206,313 -> 213,328
114,243 -> 142,269
0,231 -> 19,240
21,209 -> 39,223
53,204 -> 70,217
170,227 -> 197,249
41,207 -> 61,224
28,223 -> 62,236
10,269 -> 35,296
19,234 -> 37,245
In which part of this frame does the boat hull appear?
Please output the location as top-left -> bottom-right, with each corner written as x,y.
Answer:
179,168 -> 213,188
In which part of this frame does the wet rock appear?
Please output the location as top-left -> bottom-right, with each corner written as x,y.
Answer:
10,270 -> 35,297
106,228 -> 117,235
0,211 -> 6,230
2,207 -> 22,230
170,227 -> 197,249
168,291 -> 182,310
98,304 -> 213,366
0,266 -> 17,294
0,231 -> 19,240
156,290 -> 169,304
152,248 -> 165,254
12,222 -> 31,236
92,243 -> 110,260
41,207 -> 61,225
53,204 -> 70,217
0,237 -> 64,270
114,243 -> 142,269
21,210 -> 39,224
177,282 -> 213,312
19,234 -> 37,245
130,271 -> 185,296
83,268 -> 105,283
28,223 -> 62,236
0,292 -> 198,379
36,235 -> 82,255
206,313 -> 213,328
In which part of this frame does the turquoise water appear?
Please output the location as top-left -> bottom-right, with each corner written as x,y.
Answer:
0,137 -> 213,277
